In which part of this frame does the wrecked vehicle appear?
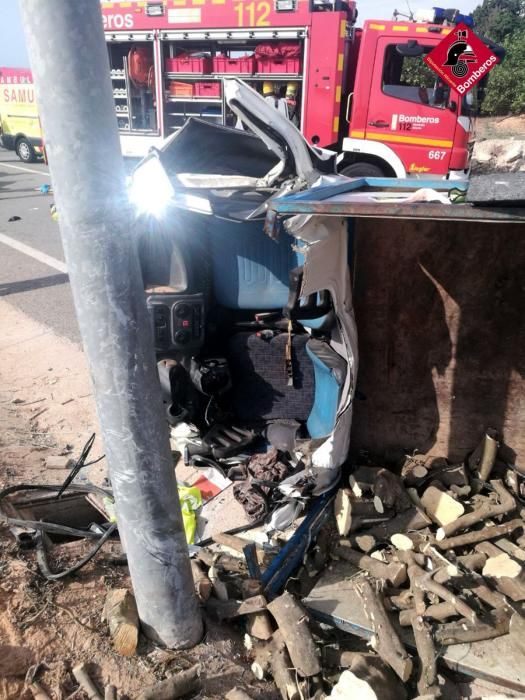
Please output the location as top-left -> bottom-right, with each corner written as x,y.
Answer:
4,78 -> 525,700
130,78 -> 358,521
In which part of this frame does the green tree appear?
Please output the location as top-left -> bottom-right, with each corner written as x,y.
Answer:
400,55 -> 439,88
481,28 -> 525,114
472,0 -> 525,43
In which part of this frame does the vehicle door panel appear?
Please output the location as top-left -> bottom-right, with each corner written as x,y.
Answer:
366,36 -> 458,175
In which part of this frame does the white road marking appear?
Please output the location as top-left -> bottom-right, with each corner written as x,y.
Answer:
0,162 -> 51,177
0,232 -> 67,274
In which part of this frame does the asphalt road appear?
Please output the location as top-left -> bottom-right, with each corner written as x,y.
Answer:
0,147 -> 82,344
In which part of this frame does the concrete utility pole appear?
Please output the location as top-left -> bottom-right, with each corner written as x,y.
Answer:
20,0 -> 202,648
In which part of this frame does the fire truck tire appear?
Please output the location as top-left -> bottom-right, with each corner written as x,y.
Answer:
15,137 -> 36,163
340,162 -> 385,178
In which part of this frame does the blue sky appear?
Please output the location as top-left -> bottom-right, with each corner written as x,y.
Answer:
358,0 -> 478,23
1,0 -> 480,68
1,1 -> 28,67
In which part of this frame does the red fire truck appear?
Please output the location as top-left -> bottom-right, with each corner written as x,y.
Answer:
101,1 -> 499,178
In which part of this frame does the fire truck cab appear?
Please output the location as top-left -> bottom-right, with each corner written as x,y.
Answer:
343,17 -> 473,179
101,1 -> 496,179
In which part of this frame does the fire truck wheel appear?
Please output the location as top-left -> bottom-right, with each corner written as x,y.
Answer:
15,137 -> 36,163
340,162 -> 385,178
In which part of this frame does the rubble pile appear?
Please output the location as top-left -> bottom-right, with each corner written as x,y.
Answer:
5,428 -> 525,698
472,139 -> 525,173
135,431 -> 521,699
96,427 -> 525,699
330,430 -> 525,698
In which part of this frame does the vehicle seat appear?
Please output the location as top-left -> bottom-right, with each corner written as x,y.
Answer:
227,333 -> 346,439
305,338 -> 347,438
210,218 -> 299,310
228,332 -> 315,422
209,218 -> 332,330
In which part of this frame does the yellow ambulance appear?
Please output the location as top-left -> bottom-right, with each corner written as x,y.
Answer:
0,67 -> 44,162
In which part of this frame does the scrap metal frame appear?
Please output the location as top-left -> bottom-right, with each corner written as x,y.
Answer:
261,491 -> 336,598
267,177 -> 525,223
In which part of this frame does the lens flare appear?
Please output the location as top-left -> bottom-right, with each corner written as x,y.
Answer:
128,155 -> 174,218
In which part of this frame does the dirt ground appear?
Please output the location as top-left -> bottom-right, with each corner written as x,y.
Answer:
2,302 -> 525,700
0,299 -> 277,700
476,114 -> 525,140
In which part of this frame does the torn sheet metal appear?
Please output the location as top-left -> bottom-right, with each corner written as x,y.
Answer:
130,79 -> 344,223
157,116 -> 280,182
291,217 -> 358,482
224,79 -> 336,187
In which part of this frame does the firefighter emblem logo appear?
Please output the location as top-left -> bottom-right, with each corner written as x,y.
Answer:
443,29 -> 476,77
424,23 -> 498,94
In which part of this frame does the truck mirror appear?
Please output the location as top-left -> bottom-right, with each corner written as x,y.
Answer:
448,100 -> 457,113
395,40 -> 424,57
